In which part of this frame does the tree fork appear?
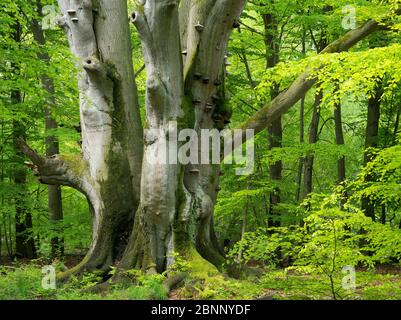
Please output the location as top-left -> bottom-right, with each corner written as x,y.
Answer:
20,1 -> 399,279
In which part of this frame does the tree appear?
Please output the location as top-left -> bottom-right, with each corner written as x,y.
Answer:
11,19 -> 37,259
263,11 -> 282,227
31,1 -> 65,259
361,82 -> 383,220
19,0 -> 399,278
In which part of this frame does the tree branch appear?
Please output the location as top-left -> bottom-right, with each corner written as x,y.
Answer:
235,14 -> 398,144
17,138 -> 87,190
17,138 -> 45,167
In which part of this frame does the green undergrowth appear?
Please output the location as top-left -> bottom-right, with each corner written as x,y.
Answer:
1,261 -> 401,300
259,268 -> 401,300
0,263 -> 168,300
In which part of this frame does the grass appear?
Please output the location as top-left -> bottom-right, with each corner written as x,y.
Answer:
259,268 -> 401,300
0,263 -> 168,300
1,261 -> 401,300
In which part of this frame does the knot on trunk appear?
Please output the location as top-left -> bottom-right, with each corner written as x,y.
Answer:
82,56 -> 106,78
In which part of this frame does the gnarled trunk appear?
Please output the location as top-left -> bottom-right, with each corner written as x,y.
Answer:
118,0 -> 244,272
19,0 -> 396,278
54,0 -> 144,276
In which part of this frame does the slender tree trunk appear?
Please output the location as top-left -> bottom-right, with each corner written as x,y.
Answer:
237,201 -> 248,262
31,2 -> 64,258
12,100 -> 37,259
334,103 -> 346,184
333,84 -> 348,205
263,13 -> 282,227
11,21 -> 37,259
302,30 -> 327,200
393,103 -> 401,144
361,84 -> 383,220
302,88 -> 323,199
295,28 -> 307,203
0,121 -> 4,257
381,205 -> 386,224
295,97 -> 305,203
238,26 -> 255,89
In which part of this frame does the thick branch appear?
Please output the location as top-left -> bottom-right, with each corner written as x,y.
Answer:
236,15 -> 396,143
17,138 -> 45,167
132,0 -> 183,123
17,138 -> 87,190
131,12 -> 154,67
182,0 -> 246,83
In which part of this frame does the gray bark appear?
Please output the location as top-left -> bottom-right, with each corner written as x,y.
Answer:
295,97 -> 305,203
19,1 -> 397,277
55,0 -> 144,276
118,0 -> 246,272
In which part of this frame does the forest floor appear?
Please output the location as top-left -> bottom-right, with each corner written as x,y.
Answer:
1,256 -> 401,300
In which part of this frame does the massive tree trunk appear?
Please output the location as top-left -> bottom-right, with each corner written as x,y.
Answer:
19,1 -> 397,277
52,0 -> 144,276
118,0 -> 245,273
22,0 -> 245,276
31,2 -> 64,258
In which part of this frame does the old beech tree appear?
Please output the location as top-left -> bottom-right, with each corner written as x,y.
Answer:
19,0 -> 395,278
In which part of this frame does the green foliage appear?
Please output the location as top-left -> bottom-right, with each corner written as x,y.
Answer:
228,193 -> 401,269
166,251 -> 191,274
260,269 -> 401,300
0,263 -> 168,300
0,265 -> 43,300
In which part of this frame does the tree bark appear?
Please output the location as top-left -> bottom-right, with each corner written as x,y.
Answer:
12,98 -> 37,259
333,86 -> 348,206
11,20 -> 37,260
393,103 -> 401,144
263,13 -> 282,227
302,88 -> 323,199
295,97 -> 305,203
302,26 -> 327,200
334,100 -> 346,184
55,0 -> 144,276
295,28 -> 307,203
118,0 -> 246,273
237,18 -> 393,144
20,1 -> 397,277
361,83 -> 383,220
